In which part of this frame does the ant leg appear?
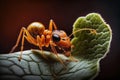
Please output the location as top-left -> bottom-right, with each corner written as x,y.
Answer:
60,47 -> 78,62
23,28 -> 37,46
18,28 -> 37,61
37,35 -> 47,59
45,35 -> 51,47
22,29 -> 47,59
49,19 -> 57,31
50,43 -> 67,69
10,27 -> 25,53
69,53 -> 78,62
18,30 -> 25,61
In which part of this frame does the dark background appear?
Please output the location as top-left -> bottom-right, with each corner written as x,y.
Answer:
0,0 -> 119,80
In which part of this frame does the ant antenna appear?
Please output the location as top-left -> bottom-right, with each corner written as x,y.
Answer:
68,28 -> 97,38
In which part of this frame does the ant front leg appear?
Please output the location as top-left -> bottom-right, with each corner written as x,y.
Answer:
49,19 -> 57,31
50,42 -> 67,69
61,47 -> 78,62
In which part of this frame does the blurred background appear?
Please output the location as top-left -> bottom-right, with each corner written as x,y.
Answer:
0,0 -> 119,80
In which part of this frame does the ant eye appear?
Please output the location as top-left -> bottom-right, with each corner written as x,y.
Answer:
52,34 -> 61,42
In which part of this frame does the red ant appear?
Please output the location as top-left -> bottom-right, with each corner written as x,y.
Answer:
10,19 -> 96,67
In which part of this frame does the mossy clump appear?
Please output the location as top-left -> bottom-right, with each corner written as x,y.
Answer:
71,13 -> 112,60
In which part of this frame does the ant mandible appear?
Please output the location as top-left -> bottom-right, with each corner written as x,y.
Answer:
10,19 -> 97,66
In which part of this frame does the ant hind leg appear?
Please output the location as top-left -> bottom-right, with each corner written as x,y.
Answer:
18,29 -> 25,61
10,27 -> 25,53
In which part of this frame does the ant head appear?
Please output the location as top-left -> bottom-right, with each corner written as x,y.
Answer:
52,30 -> 71,49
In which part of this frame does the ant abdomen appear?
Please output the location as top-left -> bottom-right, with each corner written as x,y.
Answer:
27,22 -> 45,38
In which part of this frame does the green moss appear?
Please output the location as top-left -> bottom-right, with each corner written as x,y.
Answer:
71,13 -> 112,60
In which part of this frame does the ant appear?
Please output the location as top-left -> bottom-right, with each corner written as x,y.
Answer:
10,19 -> 97,67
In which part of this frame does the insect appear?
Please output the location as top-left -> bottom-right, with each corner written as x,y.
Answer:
10,19 -> 97,66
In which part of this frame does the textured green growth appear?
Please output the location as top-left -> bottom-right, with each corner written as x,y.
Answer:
71,13 -> 112,60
